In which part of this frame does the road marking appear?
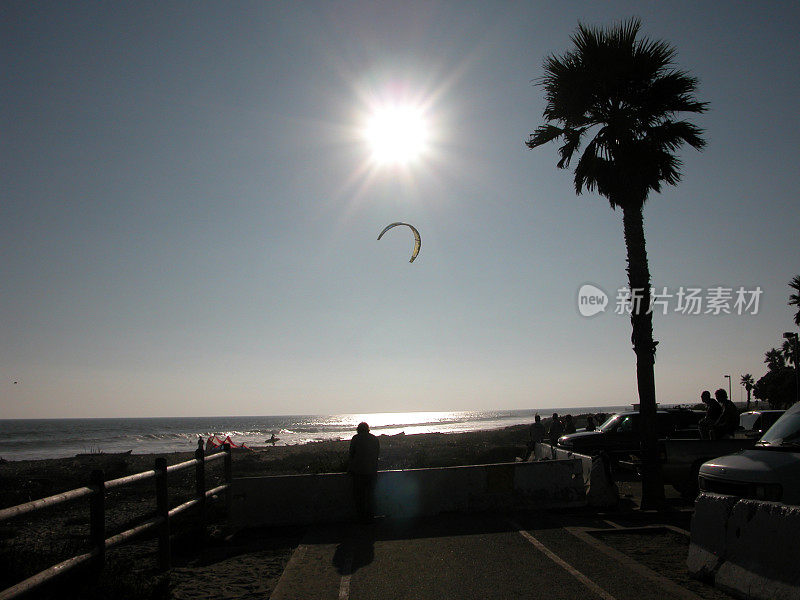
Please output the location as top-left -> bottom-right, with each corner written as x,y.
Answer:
509,520 -> 617,600
565,527 -> 702,600
338,573 -> 351,600
338,546 -> 353,600
603,519 -> 623,529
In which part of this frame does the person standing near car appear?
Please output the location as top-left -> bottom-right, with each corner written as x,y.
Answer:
713,388 -> 740,439
547,413 -> 564,458
564,414 -> 576,434
698,390 -> 721,439
528,414 -> 546,459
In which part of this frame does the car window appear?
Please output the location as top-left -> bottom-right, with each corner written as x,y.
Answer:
600,415 -> 623,433
759,405 -> 800,446
616,416 -> 637,433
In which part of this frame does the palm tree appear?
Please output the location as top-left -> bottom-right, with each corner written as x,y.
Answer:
789,275 -> 800,327
765,348 -> 785,371
782,339 -> 797,368
740,374 -> 755,410
526,18 -> 707,508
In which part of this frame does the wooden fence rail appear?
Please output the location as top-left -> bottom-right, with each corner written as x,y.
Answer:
0,440 -> 233,600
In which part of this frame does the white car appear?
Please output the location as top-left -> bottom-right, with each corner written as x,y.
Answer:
738,409 -> 785,437
698,402 -> 800,504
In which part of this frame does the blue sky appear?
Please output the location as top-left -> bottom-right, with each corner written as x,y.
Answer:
2,1 -> 799,418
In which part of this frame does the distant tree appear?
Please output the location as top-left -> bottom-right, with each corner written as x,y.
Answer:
789,275 -> 800,327
765,348 -> 786,371
740,374 -> 755,410
525,18 -> 707,508
754,368 -> 796,409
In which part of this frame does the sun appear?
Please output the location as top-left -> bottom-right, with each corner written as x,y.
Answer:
363,104 -> 430,166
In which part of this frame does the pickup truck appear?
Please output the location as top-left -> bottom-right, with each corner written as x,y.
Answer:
616,436 -> 757,497
556,408 -> 760,497
556,408 -> 704,457
698,402 -> 800,504
660,437 -> 757,497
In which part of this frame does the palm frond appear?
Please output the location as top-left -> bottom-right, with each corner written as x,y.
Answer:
557,127 -> 585,168
789,275 -> 800,295
789,275 -> 800,326
526,124 -> 566,149
643,71 -> 708,116
647,120 -> 707,151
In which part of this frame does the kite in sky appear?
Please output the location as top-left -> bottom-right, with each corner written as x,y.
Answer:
377,222 -> 421,263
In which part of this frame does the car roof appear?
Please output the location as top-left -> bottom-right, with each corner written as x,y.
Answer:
612,409 -> 699,417
785,402 -> 800,417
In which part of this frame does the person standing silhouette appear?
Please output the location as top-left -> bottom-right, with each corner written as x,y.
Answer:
548,413 -> 564,445
548,413 -> 564,458
698,390 -> 721,439
713,388 -> 740,439
348,422 -> 380,523
528,414 -> 546,459
564,414 -> 576,434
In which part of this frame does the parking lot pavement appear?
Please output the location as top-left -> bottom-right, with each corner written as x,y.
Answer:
269,510 -> 711,600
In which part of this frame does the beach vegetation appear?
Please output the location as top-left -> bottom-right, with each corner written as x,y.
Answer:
526,18 -> 707,508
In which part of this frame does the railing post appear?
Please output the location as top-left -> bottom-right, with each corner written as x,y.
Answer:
223,443 -> 232,513
195,438 -> 206,544
89,469 -> 105,571
155,457 -> 170,571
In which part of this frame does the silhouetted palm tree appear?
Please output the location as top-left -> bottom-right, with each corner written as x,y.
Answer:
526,18 -> 707,508
740,374 -> 754,410
765,348 -> 785,371
782,340 -> 797,368
789,275 -> 800,327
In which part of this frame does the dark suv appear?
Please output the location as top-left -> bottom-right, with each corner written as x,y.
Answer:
556,409 -> 704,456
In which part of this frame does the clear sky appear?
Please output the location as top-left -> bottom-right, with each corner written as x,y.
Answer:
2,1 -> 799,419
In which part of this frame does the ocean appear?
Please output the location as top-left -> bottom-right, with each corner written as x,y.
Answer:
0,406 -> 633,461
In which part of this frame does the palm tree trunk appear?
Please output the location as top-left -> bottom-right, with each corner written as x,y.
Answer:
622,206 -> 665,509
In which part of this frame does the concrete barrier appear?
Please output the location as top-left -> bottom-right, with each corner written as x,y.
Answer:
688,492 -> 800,600
231,459 -> 585,528
532,443 -> 619,507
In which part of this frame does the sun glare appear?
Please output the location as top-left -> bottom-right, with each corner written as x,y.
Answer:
363,104 -> 430,165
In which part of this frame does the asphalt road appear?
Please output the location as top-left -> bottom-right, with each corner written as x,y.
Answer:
269,508 -> 717,600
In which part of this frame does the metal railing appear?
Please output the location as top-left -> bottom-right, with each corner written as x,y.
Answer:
0,440 -> 233,600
